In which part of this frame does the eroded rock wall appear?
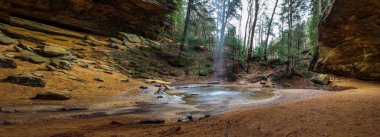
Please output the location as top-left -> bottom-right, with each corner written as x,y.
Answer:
311,0 -> 380,80
0,0 -> 175,39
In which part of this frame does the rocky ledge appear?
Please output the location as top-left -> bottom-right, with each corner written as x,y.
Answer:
311,0 -> 380,81
0,0 -> 175,39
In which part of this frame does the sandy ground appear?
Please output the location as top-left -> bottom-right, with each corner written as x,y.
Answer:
1,79 -> 378,137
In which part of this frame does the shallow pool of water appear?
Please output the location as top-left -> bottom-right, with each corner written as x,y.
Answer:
0,85 -> 278,124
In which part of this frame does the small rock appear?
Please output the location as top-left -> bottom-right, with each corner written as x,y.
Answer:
85,35 -> 97,41
31,72 -> 44,78
76,42 -> 89,46
0,32 -> 17,45
75,53 -> 86,58
0,56 -> 17,68
13,46 -> 23,52
107,43 -> 120,49
0,107 -> 16,113
1,74 -> 46,87
119,32 -> 142,43
20,50 -> 49,64
77,60 -> 94,68
157,95 -> 164,99
50,58 -> 73,70
45,65 -> 56,71
98,86 -> 106,89
121,79 -> 129,83
18,42 -> 35,52
155,87 -> 166,94
207,81 -> 221,84
68,76 -> 78,81
60,55 -> 77,62
282,83 -> 291,88
107,38 -> 123,44
0,120 -> 14,125
42,44 -> 71,57
32,91 -> 71,100
154,84 -> 162,87
137,119 -> 165,124
164,85 -> 175,90
104,71 -> 113,74
139,86 -> 148,89
94,65 -> 114,71
110,120 -> 125,125
61,106 -> 87,111
178,114 -> 193,122
94,77 -> 105,82
237,81 -> 246,85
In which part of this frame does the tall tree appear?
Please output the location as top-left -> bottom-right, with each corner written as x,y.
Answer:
246,0 -> 259,72
179,0 -> 194,57
287,0 -> 293,72
263,0 -> 279,60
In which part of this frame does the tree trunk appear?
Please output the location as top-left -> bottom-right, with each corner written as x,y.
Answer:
179,0 -> 193,57
287,0 -> 293,72
264,0 -> 279,60
246,0 -> 259,73
244,1 -> 253,47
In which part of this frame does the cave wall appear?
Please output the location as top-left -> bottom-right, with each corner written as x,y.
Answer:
311,0 -> 380,80
0,0 -> 175,39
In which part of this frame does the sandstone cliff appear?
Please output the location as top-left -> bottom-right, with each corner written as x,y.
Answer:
0,0 -> 175,39
311,0 -> 380,80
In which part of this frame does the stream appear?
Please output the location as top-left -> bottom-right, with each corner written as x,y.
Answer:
0,85 -> 280,124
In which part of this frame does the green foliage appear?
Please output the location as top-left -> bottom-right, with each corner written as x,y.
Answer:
225,27 -> 246,65
169,57 -> 189,67
171,0 -> 186,36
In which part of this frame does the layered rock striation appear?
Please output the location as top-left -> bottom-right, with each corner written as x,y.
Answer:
311,0 -> 380,80
0,0 -> 175,39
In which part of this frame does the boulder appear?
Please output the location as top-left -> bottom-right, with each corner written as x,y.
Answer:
0,56 -> 17,68
310,0 -> 380,80
1,74 -> 46,87
32,91 -> 71,100
119,32 -> 142,43
0,0 -> 175,39
42,44 -> 71,57
20,50 -> 49,64
310,74 -> 331,85
50,58 -> 73,70
0,32 -> 17,45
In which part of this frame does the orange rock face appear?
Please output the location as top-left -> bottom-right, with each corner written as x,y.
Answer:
0,0 -> 174,39
311,0 -> 380,80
